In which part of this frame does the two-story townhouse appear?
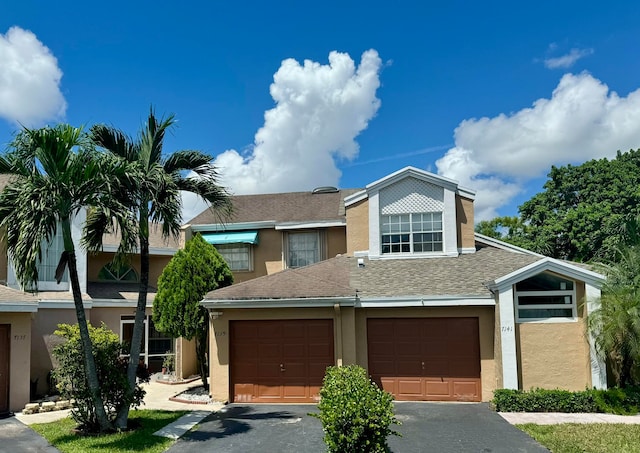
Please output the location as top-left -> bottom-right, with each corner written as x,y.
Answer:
184,187 -> 359,282
201,167 -> 606,404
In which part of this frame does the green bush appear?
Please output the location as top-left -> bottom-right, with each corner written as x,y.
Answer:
493,387 -> 640,414
312,365 -> 400,453
52,323 -> 149,432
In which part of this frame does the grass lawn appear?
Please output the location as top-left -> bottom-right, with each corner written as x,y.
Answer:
518,423 -> 640,453
31,410 -> 187,453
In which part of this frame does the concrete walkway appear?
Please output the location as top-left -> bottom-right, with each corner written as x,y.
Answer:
500,411 -> 640,425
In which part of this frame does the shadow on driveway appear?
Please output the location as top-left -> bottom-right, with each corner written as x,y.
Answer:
167,402 -> 548,453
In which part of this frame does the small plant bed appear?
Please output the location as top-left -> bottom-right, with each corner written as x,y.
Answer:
170,385 -> 215,404
30,409 -> 187,453
518,423 -> 640,453
493,387 -> 640,414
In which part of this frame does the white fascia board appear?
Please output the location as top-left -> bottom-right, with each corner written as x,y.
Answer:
0,303 -> 38,313
99,244 -> 178,256
474,233 -> 543,257
365,166 -> 460,193
456,186 -> 476,199
357,296 -> 494,308
200,297 -> 356,309
344,190 -> 368,207
275,220 -> 345,230
489,257 -> 605,292
38,300 -> 94,309
190,221 -> 276,232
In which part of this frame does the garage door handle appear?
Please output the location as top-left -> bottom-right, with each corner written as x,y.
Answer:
421,361 -> 425,370
280,363 -> 286,372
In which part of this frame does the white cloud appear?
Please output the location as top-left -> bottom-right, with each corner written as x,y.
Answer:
0,26 -> 66,127
544,47 -> 593,69
436,72 -> 640,221
214,50 -> 382,195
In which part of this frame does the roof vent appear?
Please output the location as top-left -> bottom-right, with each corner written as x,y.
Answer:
312,186 -> 339,194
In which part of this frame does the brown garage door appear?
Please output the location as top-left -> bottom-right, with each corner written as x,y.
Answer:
230,320 -> 334,403
368,318 -> 481,402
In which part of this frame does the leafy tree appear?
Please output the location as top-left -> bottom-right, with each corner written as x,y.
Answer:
588,218 -> 640,387
87,109 -> 231,428
474,216 -> 534,250
0,125 -> 133,432
519,149 -> 640,262
52,323 -> 148,432
153,234 -> 233,390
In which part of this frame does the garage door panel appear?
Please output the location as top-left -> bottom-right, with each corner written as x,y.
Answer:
397,379 -> 423,397
425,380 -> 452,397
231,320 -> 334,403
368,318 -> 481,402
308,342 -> 332,357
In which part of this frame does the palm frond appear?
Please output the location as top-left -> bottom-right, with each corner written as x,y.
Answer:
90,124 -> 138,162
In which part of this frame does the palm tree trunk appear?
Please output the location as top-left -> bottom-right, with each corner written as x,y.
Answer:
63,221 -> 112,432
115,209 -> 150,429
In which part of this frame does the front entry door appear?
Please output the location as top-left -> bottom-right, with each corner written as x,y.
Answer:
0,325 -> 10,415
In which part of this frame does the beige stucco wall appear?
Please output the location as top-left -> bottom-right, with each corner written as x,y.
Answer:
230,229 -> 284,284
30,308 -> 81,396
346,199 -> 369,255
177,337 -> 198,379
1,313 -> 32,411
355,306 -> 496,401
209,307 -> 338,402
455,195 -> 475,250
517,282 -> 591,391
326,226 -> 347,259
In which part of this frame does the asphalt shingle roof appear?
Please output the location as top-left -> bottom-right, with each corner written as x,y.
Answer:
204,243 -> 542,302
0,284 -> 38,303
188,189 -> 361,225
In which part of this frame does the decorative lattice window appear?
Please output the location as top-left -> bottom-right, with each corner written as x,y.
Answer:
98,262 -> 138,282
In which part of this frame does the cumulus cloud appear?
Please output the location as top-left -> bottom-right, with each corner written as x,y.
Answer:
436,72 -> 640,221
182,49 -> 382,221
544,47 -> 593,69
0,26 -> 66,126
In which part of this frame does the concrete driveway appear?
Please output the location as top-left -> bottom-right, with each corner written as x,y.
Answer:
166,402 -> 548,453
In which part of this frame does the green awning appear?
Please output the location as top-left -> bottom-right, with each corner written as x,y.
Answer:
201,231 -> 259,245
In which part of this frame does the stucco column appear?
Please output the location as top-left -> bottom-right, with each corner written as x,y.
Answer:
586,283 -> 607,389
498,287 -> 518,389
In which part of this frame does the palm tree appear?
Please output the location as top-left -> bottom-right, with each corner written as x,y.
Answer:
0,125 -> 132,432
89,108 -> 231,428
588,241 -> 640,387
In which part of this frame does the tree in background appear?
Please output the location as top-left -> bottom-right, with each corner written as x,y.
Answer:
474,216 -> 535,251
518,149 -> 640,262
588,217 -> 640,387
153,233 -> 233,390
0,125 -> 134,432
87,109 -> 231,428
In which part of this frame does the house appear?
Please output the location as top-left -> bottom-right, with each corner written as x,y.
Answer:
201,167 -> 606,403
184,187 -> 359,282
0,170 -> 184,412
0,180 -> 357,413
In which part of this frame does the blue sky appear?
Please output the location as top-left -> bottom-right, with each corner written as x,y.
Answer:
2,1 -> 640,221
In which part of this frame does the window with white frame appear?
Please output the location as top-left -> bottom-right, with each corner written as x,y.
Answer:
121,316 -> 174,374
216,244 -> 252,272
515,272 -> 577,321
287,231 -> 323,268
37,229 -> 68,283
381,212 -> 443,254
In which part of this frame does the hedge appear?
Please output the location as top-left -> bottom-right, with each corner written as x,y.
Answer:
493,387 -> 640,415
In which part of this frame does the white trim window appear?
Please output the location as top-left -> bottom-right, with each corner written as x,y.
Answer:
381,212 -> 443,254
515,272 -> 577,322
120,316 -> 174,373
36,228 -> 69,290
286,231 -> 324,268
216,244 -> 253,272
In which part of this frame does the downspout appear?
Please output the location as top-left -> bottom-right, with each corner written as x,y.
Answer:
334,304 -> 343,367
